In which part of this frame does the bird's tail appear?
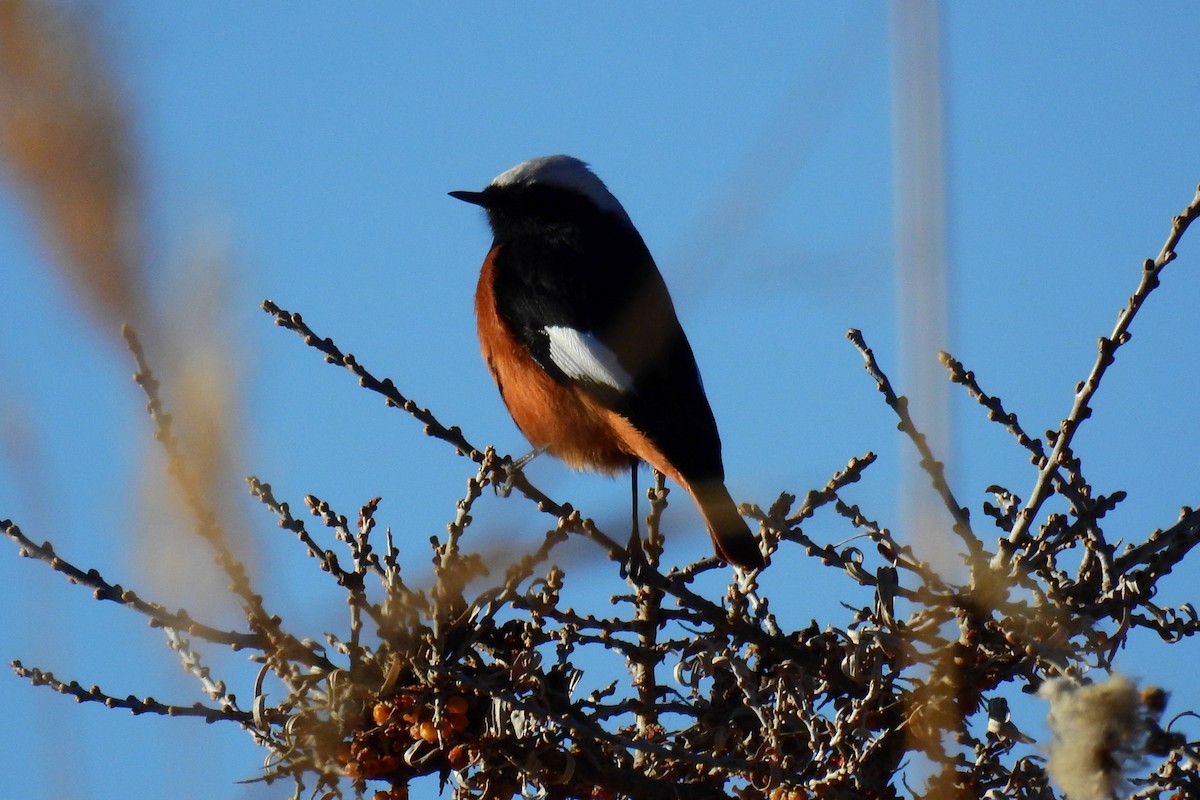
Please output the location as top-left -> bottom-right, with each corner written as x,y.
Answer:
688,480 -> 763,570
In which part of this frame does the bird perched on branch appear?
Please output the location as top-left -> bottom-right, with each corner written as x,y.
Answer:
451,155 -> 762,570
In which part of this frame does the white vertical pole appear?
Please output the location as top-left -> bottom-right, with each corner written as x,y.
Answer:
890,0 -> 955,574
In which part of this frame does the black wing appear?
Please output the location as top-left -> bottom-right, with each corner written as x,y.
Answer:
491,215 -> 726,484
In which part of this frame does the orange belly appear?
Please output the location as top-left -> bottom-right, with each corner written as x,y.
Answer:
476,248 -> 631,473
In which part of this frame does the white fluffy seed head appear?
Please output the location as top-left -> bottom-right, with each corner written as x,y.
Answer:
1039,675 -> 1145,800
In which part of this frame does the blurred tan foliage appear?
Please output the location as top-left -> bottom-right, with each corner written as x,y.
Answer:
0,0 -> 243,616
0,0 -> 145,333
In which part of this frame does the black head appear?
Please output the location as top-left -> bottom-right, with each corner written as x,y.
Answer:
450,155 -> 634,240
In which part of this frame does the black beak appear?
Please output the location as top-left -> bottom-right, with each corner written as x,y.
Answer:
449,190 -> 489,207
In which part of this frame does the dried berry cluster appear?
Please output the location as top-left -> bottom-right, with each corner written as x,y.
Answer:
344,689 -> 476,780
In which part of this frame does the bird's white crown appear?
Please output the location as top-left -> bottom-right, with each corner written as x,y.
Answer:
491,155 -> 632,224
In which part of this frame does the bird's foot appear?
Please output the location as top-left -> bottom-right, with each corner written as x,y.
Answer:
622,526 -> 648,581
493,446 -> 546,497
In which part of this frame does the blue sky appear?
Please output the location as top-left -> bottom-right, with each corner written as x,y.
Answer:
2,5 -> 1200,799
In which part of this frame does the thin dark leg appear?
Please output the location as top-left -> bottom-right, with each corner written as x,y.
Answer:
630,462 -> 639,537
625,461 -> 643,572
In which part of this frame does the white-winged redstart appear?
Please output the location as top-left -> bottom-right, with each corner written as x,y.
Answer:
451,155 -> 762,570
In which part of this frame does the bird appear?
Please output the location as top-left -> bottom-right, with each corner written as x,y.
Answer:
450,155 -> 763,570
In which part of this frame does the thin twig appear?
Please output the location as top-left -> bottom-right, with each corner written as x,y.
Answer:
847,329 -> 983,561
1005,185 -> 1200,552
11,661 -> 273,725
1,518 -> 261,649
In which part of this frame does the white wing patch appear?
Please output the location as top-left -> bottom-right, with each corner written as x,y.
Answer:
544,326 -> 634,394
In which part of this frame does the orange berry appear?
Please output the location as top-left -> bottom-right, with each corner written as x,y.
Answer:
448,744 -> 470,769
373,702 -> 393,725
445,695 -> 469,715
